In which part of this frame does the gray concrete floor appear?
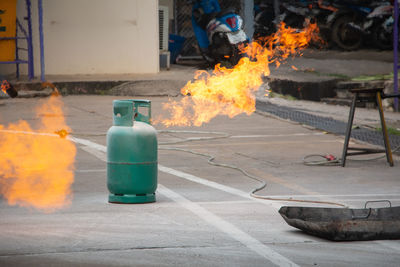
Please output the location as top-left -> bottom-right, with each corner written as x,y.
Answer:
1,95 -> 400,266
271,49 -> 394,81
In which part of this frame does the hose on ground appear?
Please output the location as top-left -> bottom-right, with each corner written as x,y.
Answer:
303,145 -> 400,166
158,130 -> 347,207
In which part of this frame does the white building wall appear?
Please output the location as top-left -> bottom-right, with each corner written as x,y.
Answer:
1,0 -> 159,77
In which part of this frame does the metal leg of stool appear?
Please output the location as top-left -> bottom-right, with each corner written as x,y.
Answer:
341,93 -> 358,167
376,92 -> 394,166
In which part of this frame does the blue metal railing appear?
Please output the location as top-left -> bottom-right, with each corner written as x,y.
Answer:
0,0 -> 34,80
38,0 -> 45,82
394,0 -> 399,111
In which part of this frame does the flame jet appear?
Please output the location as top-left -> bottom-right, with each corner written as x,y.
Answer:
0,95 -> 76,213
155,22 -> 321,127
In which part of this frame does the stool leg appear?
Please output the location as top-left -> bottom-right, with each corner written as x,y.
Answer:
341,93 -> 358,167
376,92 -> 394,166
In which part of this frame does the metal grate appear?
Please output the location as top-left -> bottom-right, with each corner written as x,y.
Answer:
256,99 -> 400,149
159,6 -> 169,51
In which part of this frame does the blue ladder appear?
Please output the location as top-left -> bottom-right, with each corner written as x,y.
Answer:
0,0 -> 34,80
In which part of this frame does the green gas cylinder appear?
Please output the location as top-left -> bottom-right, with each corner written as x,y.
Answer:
107,100 -> 157,203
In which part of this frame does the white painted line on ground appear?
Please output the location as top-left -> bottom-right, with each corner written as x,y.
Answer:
158,164 -> 282,209
71,137 -> 351,209
70,136 -> 298,266
80,145 -> 107,162
75,169 -> 107,173
158,184 -> 298,267
230,133 -> 324,138
163,140 -> 339,148
193,200 -> 256,205
69,136 -> 107,153
260,193 -> 400,199
69,136 -> 283,209
2,132 -> 359,208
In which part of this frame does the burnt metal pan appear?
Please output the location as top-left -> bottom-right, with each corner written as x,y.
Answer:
279,201 -> 400,241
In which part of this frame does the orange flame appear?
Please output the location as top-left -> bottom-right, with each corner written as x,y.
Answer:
1,80 -> 10,94
0,95 -> 76,213
155,22 -> 321,127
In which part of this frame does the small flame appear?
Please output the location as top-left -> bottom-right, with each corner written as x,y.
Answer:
155,22 -> 321,127
265,88 -> 272,97
55,129 -> 69,138
1,80 -> 11,94
0,95 -> 76,213
291,65 -> 298,71
1,81 -> 7,94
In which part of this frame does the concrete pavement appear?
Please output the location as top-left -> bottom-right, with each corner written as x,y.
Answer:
1,95 -> 400,266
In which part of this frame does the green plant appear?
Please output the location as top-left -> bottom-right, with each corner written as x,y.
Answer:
285,94 -> 297,101
376,127 -> 400,136
352,72 -> 396,82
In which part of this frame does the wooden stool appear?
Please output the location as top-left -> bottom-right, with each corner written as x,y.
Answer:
341,88 -> 394,167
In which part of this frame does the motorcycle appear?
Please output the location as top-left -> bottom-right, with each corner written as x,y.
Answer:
330,0 -> 389,50
191,0 -> 248,66
279,0 -> 313,29
278,0 -> 338,46
277,0 -> 394,50
369,2 -> 397,50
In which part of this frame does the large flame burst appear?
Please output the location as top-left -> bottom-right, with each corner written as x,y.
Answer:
156,22 -> 321,127
0,95 -> 76,213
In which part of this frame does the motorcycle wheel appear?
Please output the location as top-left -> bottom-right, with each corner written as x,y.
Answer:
229,43 -> 247,67
210,34 -> 243,68
218,49 -> 240,69
372,21 -> 393,50
331,15 -> 363,51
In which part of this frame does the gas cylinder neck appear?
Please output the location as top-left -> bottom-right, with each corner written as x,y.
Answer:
112,100 -> 152,126
133,100 -> 151,124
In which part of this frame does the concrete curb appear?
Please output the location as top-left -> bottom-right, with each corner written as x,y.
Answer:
12,79 -> 185,97
267,77 -> 341,101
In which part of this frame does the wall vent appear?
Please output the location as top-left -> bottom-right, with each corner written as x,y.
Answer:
159,5 -> 169,51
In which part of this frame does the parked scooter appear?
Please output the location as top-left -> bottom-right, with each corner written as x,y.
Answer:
191,0 -> 248,66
